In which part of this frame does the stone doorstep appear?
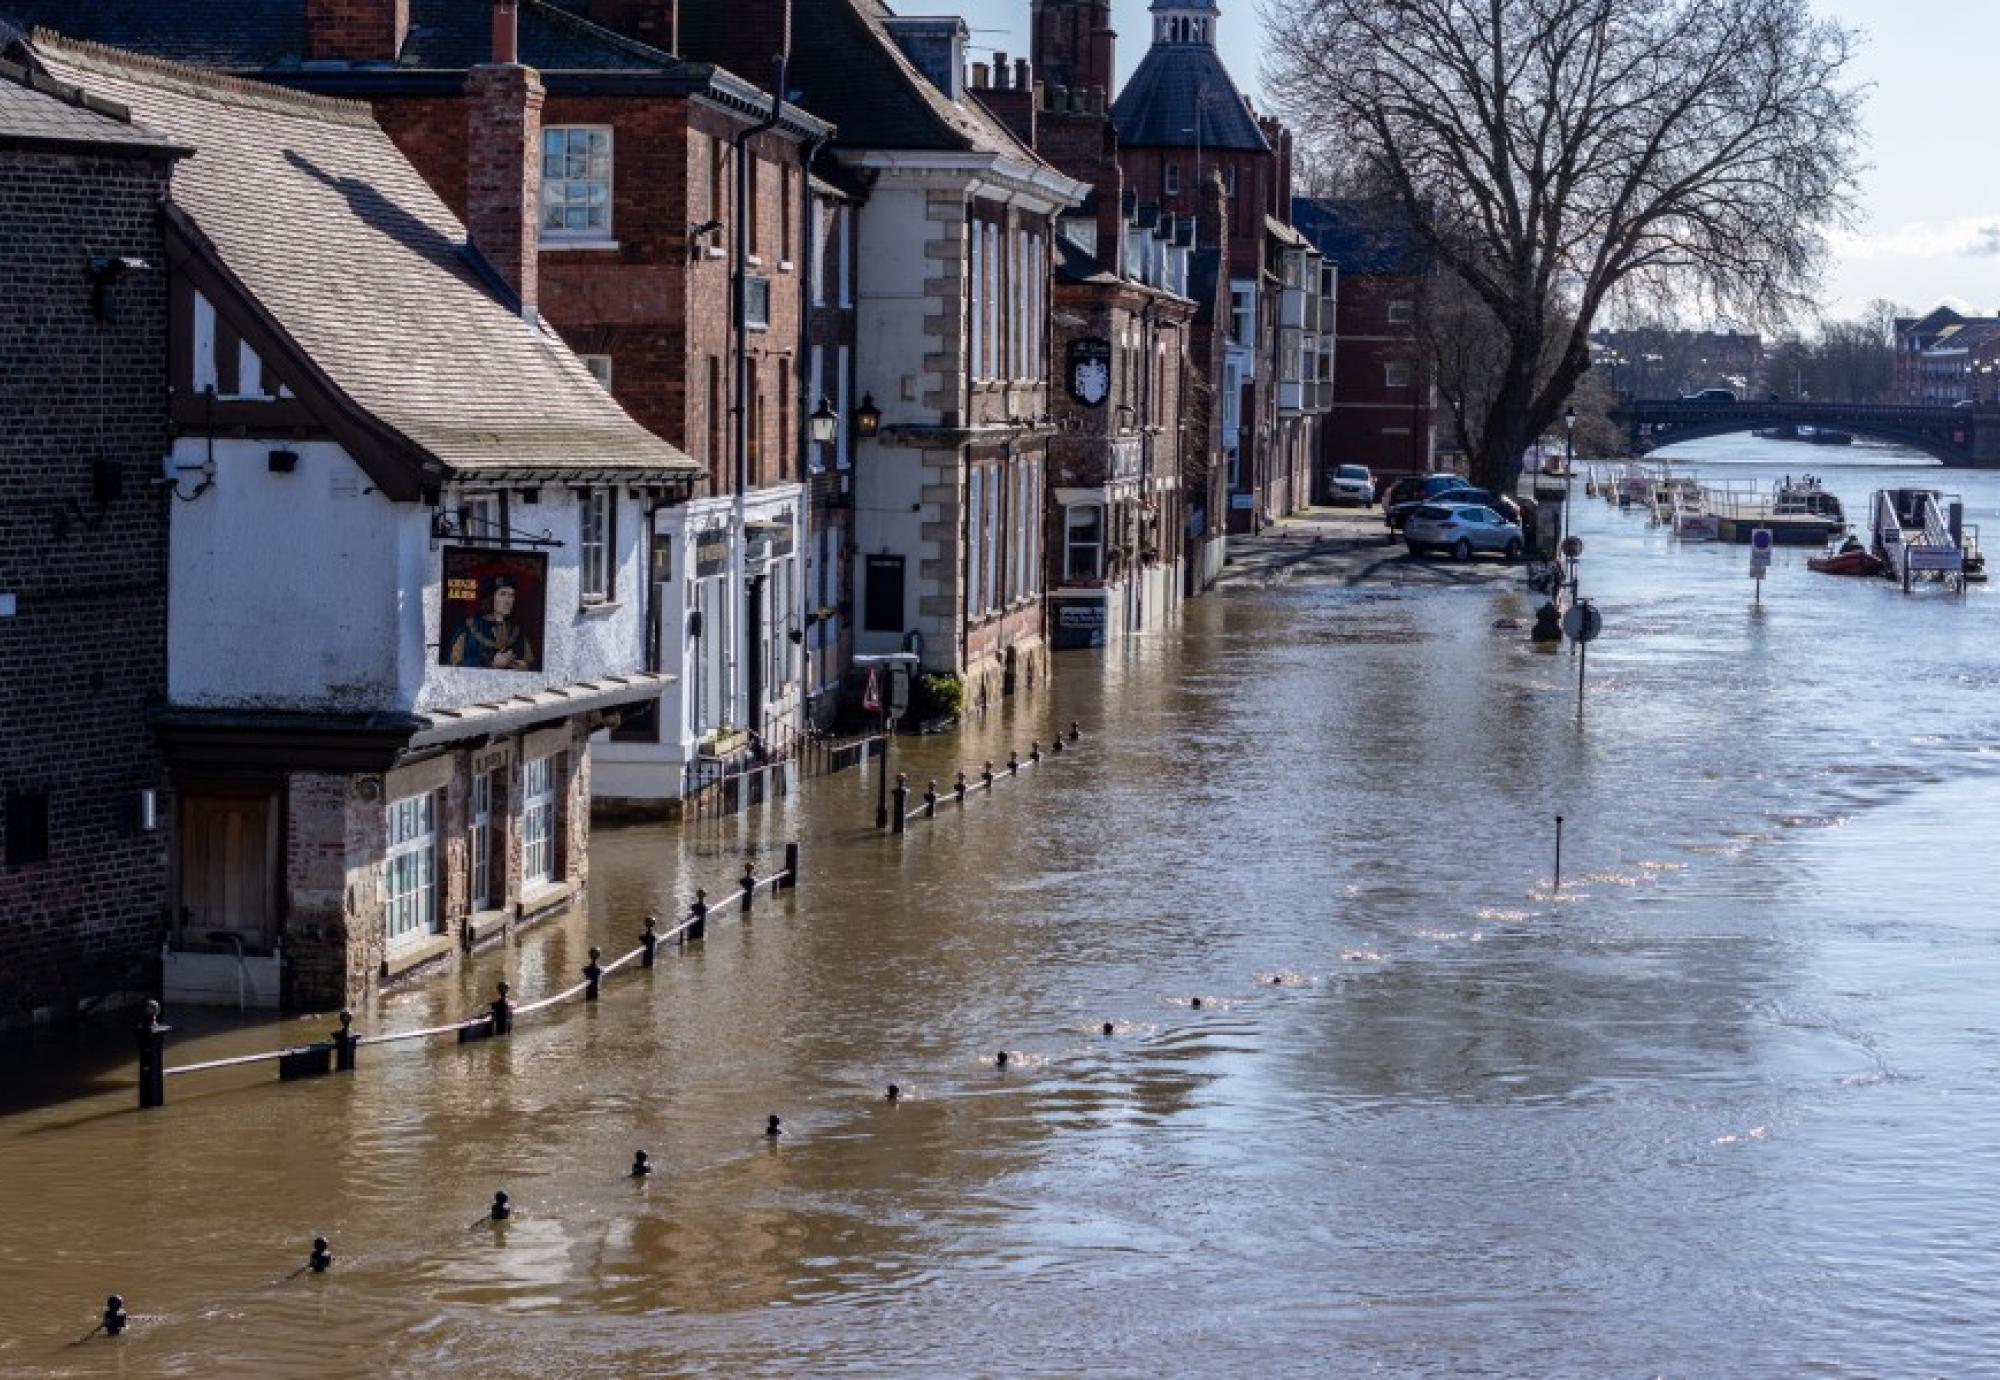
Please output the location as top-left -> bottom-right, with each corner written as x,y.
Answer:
516,879 -> 578,932
464,907 -> 512,952
381,931 -> 455,984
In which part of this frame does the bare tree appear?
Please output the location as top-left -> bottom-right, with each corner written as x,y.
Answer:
1264,0 -> 1864,492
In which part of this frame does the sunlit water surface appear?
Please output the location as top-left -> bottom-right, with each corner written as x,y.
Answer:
5,437 -> 2000,1375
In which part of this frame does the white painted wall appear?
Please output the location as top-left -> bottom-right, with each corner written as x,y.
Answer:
166,435 -> 650,714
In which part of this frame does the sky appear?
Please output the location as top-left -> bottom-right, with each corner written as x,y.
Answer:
950,0 -> 1999,326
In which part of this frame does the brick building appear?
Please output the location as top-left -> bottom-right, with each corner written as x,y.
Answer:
678,0 -> 1085,706
24,33 -> 694,1008
1293,196 -> 1437,483
0,57 -> 182,1033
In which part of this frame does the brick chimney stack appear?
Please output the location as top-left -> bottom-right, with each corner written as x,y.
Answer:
305,0 -> 410,62
466,0 -> 545,318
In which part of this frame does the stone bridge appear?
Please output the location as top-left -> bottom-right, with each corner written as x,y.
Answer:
1609,398 -> 2000,466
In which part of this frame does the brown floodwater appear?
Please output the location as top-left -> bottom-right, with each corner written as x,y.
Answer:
7,446 -> 2000,1375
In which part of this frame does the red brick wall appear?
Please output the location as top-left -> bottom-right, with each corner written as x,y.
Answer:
1325,273 -> 1433,477
0,150 -> 174,1031
1115,146 -> 1269,274
466,65 -> 545,313
305,0 -> 409,62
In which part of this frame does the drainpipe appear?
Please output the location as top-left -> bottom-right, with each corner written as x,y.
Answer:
735,58 -> 787,745
795,129 -> 829,725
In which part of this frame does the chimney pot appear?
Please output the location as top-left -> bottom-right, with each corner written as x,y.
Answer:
1015,58 -> 1030,90
492,0 -> 519,64
971,60 -> 990,88
466,60 -> 545,318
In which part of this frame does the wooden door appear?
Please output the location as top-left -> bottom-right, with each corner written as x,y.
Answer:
179,789 -> 277,950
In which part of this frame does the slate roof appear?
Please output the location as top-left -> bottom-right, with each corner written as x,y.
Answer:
1291,196 -> 1433,276
1110,42 -> 1267,152
29,33 -> 695,479
0,52 -> 183,153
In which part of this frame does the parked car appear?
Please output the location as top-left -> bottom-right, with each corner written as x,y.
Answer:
1326,464 -> 1375,506
1387,482 -> 1521,532
1681,388 -> 1737,403
1404,503 -> 1526,561
1382,473 -> 1473,531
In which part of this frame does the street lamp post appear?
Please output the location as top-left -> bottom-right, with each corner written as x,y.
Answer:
1560,404 -> 1577,546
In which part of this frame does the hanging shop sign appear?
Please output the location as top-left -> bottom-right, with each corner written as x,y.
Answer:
1068,337 -> 1112,407
441,546 -> 548,672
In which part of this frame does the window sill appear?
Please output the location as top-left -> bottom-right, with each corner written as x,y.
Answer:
518,878 -> 575,926
542,239 -> 620,253
747,254 -> 764,267
382,930 -> 455,980
704,246 -> 727,260
779,260 -> 795,273
465,908 -> 510,950
579,598 -> 622,615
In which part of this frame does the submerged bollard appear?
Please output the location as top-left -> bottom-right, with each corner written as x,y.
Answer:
309,1236 -> 333,1273
982,760 -> 995,790
631,1150 -> 653,1178
886,1083 -> 901,1103
1102,1021 -> 1115,1036
1191,997 -> 1203,1010
1553,814 -> 1564,894
1051,735 -> 1064,755
995,1050 -> 1010,1069
331,1009 -> 358,1072
893,773 -> 909,834
135,1000 -> 167,1110
924,779 -> 939,816
1008,751 -> 1020,776
1068,721 -> 1081,742
584,947 -> 603,1001
689,889 -> 708,941
490,982 -> 513,1037
640,915 -> 659,968
765,1114 -> 783,1139
490,1191 -> 511,1221
101,1295 -> 127,1337
784,841 -> 800,891
741,861 -> 757,915
954,770 -> 968,800
1030,741 -> 1042,763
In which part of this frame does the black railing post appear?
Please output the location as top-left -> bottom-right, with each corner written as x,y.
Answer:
331,1008 -> 358,1072
741,861 -> 757,915
584,947 -> 603,1001
954,770 -> 967,801
1052,735 -> 1064,755
925,779 -> 939,816
784,841 -> 801,890
982,760 -> 995,791
135,999 -> 167,1110
490,981 -> 513,1036
1008,750 -> 1019,775
1030,741 -> 1042,763
640,915 -> 659,967
1068,721 -> 1081,743
690,890 -> 708,941
892,773 -> 908,834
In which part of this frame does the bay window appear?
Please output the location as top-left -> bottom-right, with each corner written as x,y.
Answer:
384,792 -> 437,950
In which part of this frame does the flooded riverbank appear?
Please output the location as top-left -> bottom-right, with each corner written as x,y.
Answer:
6,440 -> 2000,1375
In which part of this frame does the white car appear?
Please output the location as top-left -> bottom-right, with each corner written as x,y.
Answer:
1403,502 -> 1525,561
1326,463 -> 1375,507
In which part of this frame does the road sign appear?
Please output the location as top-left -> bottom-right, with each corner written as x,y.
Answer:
1561,602 -> 1603,644
1560,535 -> 1584,560
861,668 -> 882,715
1750,528 -> 1773,552
1750,549 -> 1771,575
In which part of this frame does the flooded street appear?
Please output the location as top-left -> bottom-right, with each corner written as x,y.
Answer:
7,440 -> 2000,1375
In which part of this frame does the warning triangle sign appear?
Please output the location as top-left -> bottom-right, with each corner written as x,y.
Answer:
861,668 -> 882,714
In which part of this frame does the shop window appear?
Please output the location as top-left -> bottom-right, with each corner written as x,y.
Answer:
384,793 -> 438,950
1065,504 -> 1103,583
522,755 -> 557,887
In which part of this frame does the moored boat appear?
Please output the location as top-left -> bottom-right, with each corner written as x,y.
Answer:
1807,536 -> 1884,577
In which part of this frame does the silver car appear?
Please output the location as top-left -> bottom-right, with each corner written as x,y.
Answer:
1403,502 -> 1525,561
1326,463 -> 1375,506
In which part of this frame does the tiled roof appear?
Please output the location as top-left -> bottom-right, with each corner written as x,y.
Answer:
0,52 -> 183,153
1291,196 -> 1433,276
30,33 -> 695,479
1110,43 -> 1267,152
404,0 -> 671,70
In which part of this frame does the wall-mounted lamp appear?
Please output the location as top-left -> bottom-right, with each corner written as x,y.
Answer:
810,395 -> 839,446
135,788 -> 158,834
853,393 -> 882,438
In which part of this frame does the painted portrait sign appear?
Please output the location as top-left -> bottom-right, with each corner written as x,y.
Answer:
441,547 -> 547,672
1068,337 -> 1112,407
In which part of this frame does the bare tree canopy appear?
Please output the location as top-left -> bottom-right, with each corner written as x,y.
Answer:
1264,0 -> 1865,491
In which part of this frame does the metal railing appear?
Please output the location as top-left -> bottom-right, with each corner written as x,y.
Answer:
882,722 -> 1084,835
131,843 -> 802,1110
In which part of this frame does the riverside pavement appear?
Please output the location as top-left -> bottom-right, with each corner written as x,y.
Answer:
1213,506 -> 1530,590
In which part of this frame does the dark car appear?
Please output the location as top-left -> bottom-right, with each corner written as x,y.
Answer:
1681,388 -> 1737,403
1387,481 -> 1521,532
1381,474 -> 1471,529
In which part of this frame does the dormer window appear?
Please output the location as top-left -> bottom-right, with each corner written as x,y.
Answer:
541,126 -> 612,242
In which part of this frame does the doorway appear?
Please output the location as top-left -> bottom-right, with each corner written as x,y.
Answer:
177,784 -> 279,952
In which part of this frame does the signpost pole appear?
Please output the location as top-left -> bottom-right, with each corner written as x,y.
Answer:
875,701 -> 889,828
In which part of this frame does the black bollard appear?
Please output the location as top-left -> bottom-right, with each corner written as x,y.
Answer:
784,841 -> 800,891
584,947 -> 603,1001
101,1295 -> 127,1337
1102,1021 -> 1115,1036
741,861 -> 757,916
135,1000 -> 167,1110
1554,814 -> 1564,893
689,889 -> 708,942
892,773 -> 909,834
765,1114 -> 783,1139
1068,721 -> 1081,742
640,915 -> 659,968
1030,741 -> 1042,763
981,760 -> 995,790
995,1050 -> 1009,1069
1191,997 -> 1203,1010
309,1236 -> 333,1273
1052,736 -> 1065,755
1008,751 -> 1020,776
886,1083 -> 901,1103
925,780 -> 939,817
331,1008 -> 358,1072
631,1150 -> 653,1178
490,1191 -> 511,1221
954,770 -> 967,800
490,981 -> 513,1037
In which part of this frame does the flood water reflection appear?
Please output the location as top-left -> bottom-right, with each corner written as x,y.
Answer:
6,441 -> 2000,1374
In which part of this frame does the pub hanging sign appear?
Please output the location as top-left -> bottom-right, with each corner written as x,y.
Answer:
1068,337 -> 1112,407
441,546 -> 547,672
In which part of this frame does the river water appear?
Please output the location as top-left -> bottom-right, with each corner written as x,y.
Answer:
6,438 -> 2000,1376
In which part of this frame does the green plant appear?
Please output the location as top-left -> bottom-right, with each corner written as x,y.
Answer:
910,672 -> 964,721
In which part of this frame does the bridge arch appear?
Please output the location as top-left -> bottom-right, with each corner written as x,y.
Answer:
1606,399 -> 1988,467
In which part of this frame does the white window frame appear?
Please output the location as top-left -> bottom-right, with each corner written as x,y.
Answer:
835,346 -> 851,469
984,464 -> 1002,612
581,488 -> 615,603
522,755 -> 557,888
1385,361 -> 1412,388
767,555 -> 792,691
540,125 -> 613,243
837,204 -> 852,307
1065,504 -> 1103,583
970,223 -> 986,381
809,345 -> 826,473
1165,162 -> 1180,196
579,354 -> 612,391
469,771 -> 494,912
384,792 -> 438,951
459,491 -> 503,545
968,466 -> 987,616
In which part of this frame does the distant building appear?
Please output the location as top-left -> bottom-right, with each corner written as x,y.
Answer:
1589,327 -> 1765,399
1293,197 -> 1435,483
0,54 -> 183,1034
